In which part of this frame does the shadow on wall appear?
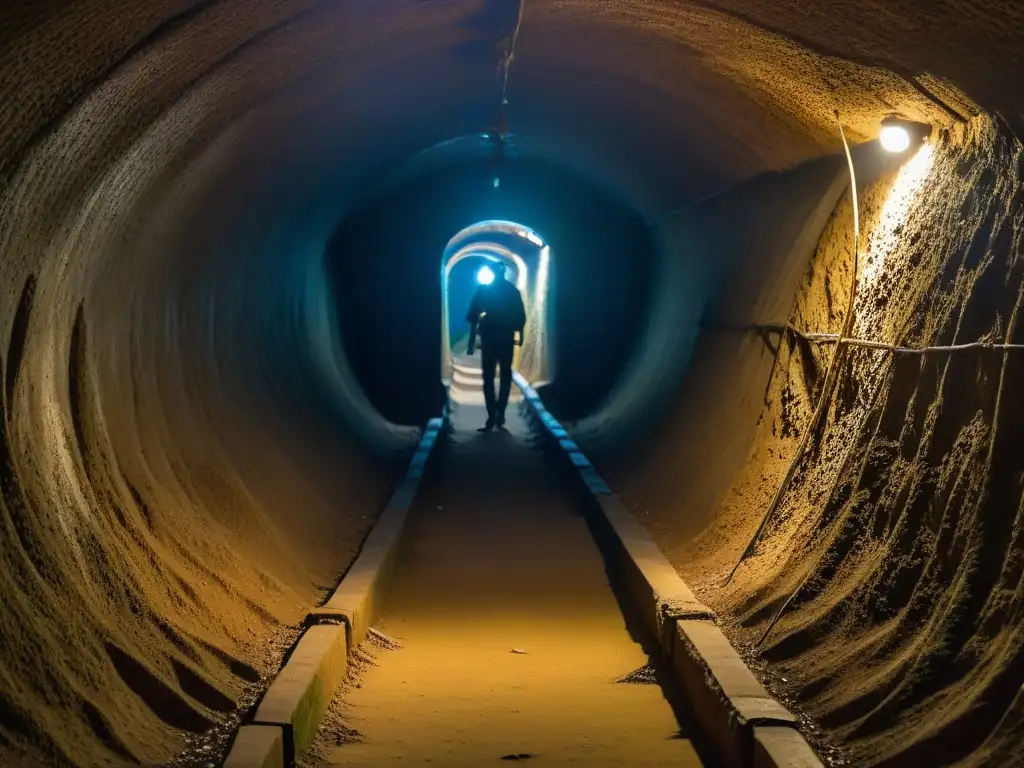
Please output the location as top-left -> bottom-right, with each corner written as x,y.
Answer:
326,158 -> 655,426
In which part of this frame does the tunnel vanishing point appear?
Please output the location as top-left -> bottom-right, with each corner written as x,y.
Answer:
2,2 -> 1023,767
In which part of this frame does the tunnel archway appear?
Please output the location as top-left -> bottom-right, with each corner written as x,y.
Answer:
439,220 -> 553,390
328,158 -> 646,429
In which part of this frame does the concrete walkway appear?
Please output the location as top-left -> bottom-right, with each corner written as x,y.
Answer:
318,378 -> 705,766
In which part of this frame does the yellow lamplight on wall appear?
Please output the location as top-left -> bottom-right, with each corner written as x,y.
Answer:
879,116 -> 932,154
859,140 -> 936,289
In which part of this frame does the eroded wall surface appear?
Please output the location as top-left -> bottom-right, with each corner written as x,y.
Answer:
622,116 -> 1023,766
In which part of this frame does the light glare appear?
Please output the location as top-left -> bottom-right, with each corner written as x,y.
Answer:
879,125 -> 912,153
477,266 -> 495,285
858,143 -> 935,296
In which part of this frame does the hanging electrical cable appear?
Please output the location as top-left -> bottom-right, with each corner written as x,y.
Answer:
488,0 -> 525,190
769,325 -> 1024,355
501,0 -> 524,103
723,110 -> 862,590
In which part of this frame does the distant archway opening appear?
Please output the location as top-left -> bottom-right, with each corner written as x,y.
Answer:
440,221 -> 553,390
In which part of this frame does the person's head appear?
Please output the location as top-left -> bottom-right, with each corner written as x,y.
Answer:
490,260 -> 507,280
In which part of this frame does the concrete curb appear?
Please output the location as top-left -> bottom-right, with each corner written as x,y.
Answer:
253,625 -> 348,760
512,375 -> 822,768
222,725 -> 285,768
222,416 -> 447,767
673,620 -> 797,767
593,493 -> 716,648
754,726 -> 825,768
307,488 -> 412,647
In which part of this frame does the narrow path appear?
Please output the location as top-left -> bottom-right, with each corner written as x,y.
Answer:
319,384 -> 705,766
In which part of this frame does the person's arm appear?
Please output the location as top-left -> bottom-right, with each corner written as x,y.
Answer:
466,289 -> 483,355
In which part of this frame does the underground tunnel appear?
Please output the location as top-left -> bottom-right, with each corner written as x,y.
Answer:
1,1 -> 1023,766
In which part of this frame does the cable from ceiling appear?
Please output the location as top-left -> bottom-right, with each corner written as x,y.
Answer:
749,113 -> 863,648
723,110 -> 862,593
501,0 -> 525,106
488,0 -> 525,189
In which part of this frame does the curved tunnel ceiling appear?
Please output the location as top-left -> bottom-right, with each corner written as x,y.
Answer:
3,0 -> 1017,224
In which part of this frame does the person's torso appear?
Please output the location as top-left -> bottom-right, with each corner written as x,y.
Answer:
478,280 -> 523,339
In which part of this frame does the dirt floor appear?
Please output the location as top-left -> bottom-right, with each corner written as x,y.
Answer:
302,386 -> 705,767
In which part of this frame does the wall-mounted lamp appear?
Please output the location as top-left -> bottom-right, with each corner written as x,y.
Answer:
879,116 -> 932,154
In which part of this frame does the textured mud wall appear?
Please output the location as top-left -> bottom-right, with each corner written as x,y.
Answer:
0,98 -> 405,768
626,117 -> 1024,766
0,22 -> 416,768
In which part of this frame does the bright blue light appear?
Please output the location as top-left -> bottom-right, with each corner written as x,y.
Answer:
477,266 -> 495,285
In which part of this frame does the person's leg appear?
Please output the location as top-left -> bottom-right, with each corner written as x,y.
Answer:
496,340 -> 514,426
480,344 -> 498,428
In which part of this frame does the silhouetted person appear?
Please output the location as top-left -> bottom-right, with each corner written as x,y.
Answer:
466,261 -> 526,431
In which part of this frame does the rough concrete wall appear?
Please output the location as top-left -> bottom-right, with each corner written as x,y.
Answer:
637,116 -> 1023,766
